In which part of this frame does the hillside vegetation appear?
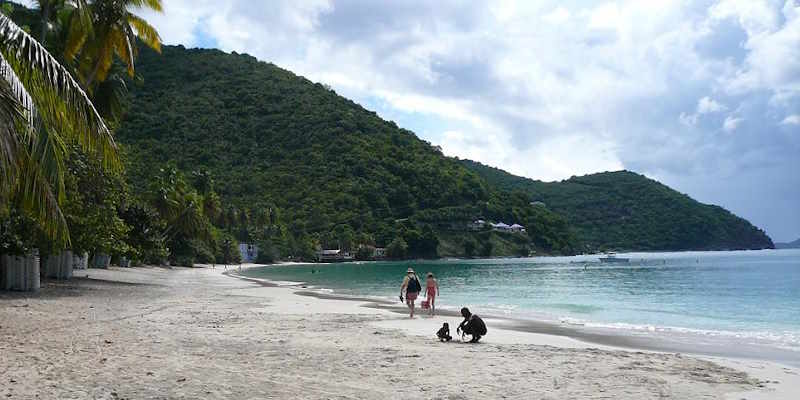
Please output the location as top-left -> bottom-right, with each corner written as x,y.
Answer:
461,160 -> 774,251
118,45 -> 576,258
115,45 -> 771,259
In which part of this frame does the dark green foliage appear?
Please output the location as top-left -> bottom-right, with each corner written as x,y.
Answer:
62,147 -> 130,255
118,203 -> 167,263
401,223 -> 440,258
461,160 -> 774,251
255,238 -> 279,264
0,208 -> 38,256
355,245 -> 375,261
116,45 -> 576,257
386,237 -> 408,259
462,237 -> 477,258
479,239 -> 493,257
216,234 -> 240,264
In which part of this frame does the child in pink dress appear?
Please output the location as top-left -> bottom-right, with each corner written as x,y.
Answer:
425,272 -> 439,316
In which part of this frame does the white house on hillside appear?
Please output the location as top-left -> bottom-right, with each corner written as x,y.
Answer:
469,219 -> 487,230
492,222 -> 511,231
489,222 -> 525,233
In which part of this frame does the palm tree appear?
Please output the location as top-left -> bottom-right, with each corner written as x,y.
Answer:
0,12 -> 116,243
66,0 -> 162,90
30,1 -> 127,122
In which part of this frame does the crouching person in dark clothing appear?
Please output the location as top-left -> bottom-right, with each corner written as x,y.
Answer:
457,307 -> 487,343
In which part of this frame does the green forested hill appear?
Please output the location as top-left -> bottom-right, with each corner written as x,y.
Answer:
117,45 -> 575,257
460,160 -> 774,251
117,45 -> 771,257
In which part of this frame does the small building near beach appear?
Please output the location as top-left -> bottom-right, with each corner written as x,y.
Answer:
317,249 -> 354,263
491,222 -> 512,231
239,243 -> 258,263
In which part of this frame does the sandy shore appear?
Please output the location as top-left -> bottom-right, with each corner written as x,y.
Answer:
1,265 -> 797,399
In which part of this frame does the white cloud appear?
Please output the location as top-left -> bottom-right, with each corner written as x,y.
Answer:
679,96 -> 727,126
679,112 -> 698,126
723,115 -> 743,131
713,0 -> 800,98
781,114 -> 800,125
697,96 -> 727,113
438,129 -> 624,182
542,7 -> 571,24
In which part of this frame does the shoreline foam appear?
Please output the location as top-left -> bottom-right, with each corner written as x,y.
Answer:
235,265 -> 800,368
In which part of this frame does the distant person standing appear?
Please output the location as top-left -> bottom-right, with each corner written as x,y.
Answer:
424,272 -> 439,316
400,267 -> 422,318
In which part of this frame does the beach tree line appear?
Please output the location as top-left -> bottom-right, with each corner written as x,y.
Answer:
0,0 -> 224,266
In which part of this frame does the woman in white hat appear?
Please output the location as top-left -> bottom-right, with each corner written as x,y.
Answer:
400,267 -> 422,318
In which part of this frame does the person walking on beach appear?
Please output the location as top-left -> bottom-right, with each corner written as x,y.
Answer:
400,267 -> 422,318
424,272 -> 439,316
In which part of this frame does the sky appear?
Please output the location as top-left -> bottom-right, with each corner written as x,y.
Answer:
132,0 -> 798,242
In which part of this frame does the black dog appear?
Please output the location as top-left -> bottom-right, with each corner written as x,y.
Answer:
437,322 -> 452,342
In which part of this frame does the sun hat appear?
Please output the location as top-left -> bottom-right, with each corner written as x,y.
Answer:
407,267 -> 414,273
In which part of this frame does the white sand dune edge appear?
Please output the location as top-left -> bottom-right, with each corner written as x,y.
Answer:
0,265 -> 796,399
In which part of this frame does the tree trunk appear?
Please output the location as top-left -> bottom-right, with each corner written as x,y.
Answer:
38,1 -> 50,45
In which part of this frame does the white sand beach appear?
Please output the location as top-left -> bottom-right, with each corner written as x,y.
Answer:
1,265 -> 798,399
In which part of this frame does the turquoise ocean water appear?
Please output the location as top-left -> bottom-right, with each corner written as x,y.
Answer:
244,249 -> 800,358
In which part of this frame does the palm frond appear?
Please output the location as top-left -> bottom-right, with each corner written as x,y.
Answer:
0,13 -> 118,170
0,79 -> 69,242
63,1 -> 93,61
127,13 -> 161,52
0,53 -> 35,127
92,72 -> 128,122
128,0 -> 164,13
0,79 -> 24,192
0,13 -> 116,242
16,112 -> 70,244
16,143 -> 70,244
110,27 -> 135,77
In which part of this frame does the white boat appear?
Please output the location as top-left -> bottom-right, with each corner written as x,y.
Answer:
599,253 -> 629,263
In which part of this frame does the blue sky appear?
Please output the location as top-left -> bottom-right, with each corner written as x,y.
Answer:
137,0 -> 799,242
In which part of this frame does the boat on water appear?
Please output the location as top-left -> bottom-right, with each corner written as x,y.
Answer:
598,253 -> 630,263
